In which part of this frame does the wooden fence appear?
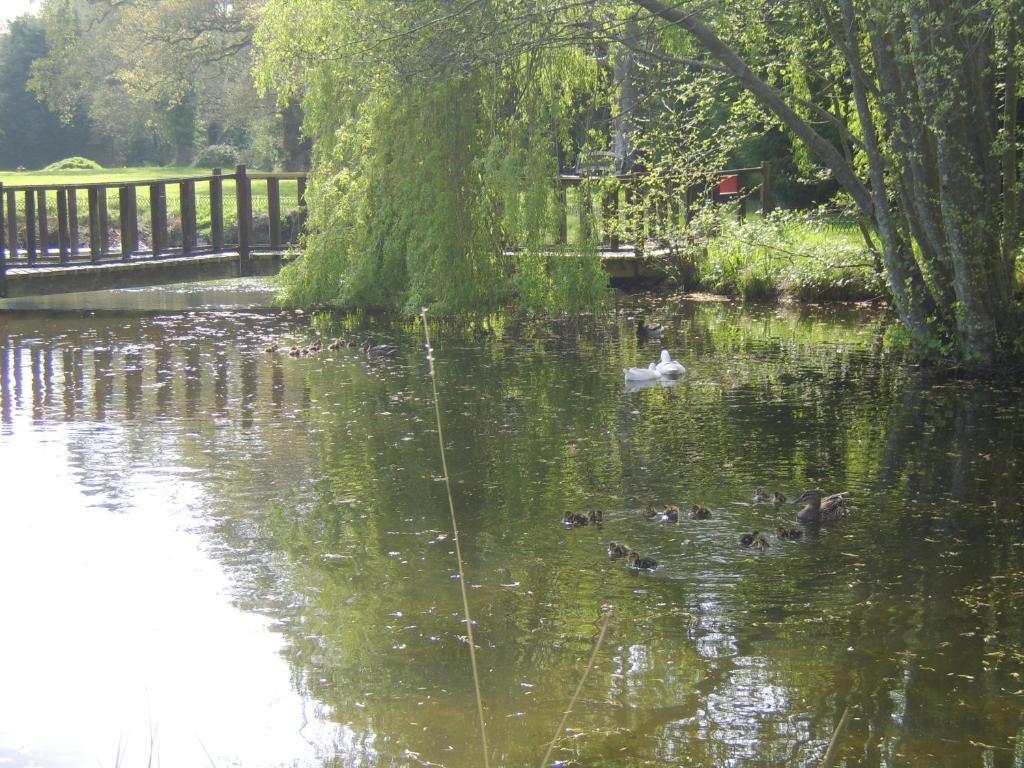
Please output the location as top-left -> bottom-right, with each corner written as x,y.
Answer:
556,164 -> 772,250
0,161 -> 769,297
0,165 -> 306,296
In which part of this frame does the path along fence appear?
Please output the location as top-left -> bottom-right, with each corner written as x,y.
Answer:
0,164 -> 305,297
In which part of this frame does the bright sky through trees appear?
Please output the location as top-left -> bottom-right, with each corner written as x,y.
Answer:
0,1 -> 39,27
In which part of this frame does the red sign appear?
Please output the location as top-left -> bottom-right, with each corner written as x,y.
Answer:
718,175 -> 740,195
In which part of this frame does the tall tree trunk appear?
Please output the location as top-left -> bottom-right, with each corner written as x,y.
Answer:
835,0 -> 940,348
613,20 -> 639,173
1003,19 -> 1020,260
907,1 -> 1016,364
868,19 -> 957,313
281,98 -> 310,171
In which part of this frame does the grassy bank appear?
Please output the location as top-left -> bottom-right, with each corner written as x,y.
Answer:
668,208 -> 887,303
0,166 -> 302,245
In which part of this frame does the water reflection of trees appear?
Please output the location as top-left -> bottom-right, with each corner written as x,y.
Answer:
3,304 -> 1023,766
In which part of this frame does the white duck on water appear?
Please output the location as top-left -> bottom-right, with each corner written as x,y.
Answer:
624,362 -> 662,382
655,349 -> 686,377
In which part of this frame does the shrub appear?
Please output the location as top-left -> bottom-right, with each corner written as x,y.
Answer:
43,156 -> 103,171
194,144 -> 240,169
695,207 -> 885,303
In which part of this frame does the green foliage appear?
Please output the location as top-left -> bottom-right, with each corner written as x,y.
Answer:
263,0 -> 610,317
194,144 -> 240,169
0,15 -> 91,169
694,208 -> 885,303
43,156 -> 102,171
29,0 -> 278,168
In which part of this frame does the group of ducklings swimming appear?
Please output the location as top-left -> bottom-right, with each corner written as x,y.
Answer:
263,337 -> 398,360
565,487 -> 851,571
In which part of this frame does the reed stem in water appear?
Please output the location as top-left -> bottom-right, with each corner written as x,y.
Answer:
421,308 -> 490,768
539,607 -> 613,768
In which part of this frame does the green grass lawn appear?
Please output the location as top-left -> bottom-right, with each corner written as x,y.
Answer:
0,166 -> 303,247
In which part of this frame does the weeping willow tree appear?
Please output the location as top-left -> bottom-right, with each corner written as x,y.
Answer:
255,0 -> 612,316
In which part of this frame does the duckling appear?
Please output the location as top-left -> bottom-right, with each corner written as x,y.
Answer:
689,504 -> 712,520
607,541 -> 632,558
740,530 -> 760,547
641,505 -> 660,520
626,551 -> 658,570
363,340 -> 398,360
587,509 -> 604,525
660,505 -> 680,523
753,487 -> 770,504
636,317 -> 664,341
776,526 -> 803,540
264,343 -> 279,354
309,340 -> 323,353
793,489 -> 850,523
753,532 -> 770,551
288,345 -> 302,357
563,511 -> 590,527
772,491 -> 787,506
328,338 -> 345,351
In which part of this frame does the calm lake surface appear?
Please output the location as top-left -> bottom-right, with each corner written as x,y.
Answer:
1,282 -> 1023,768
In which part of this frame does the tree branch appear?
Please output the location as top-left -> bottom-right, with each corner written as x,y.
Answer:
626,0 -> 875,217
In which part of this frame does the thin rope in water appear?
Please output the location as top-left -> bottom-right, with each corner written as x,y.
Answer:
420,308 -> 490,768
539,607 -> 614,768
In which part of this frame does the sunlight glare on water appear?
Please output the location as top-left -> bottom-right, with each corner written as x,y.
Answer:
0,422 -> 342,767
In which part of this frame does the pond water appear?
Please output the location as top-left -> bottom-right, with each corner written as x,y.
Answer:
1,283 -> 1023,768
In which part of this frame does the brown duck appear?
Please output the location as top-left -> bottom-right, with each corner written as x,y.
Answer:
793,490 -> 850,523
626,551 -> 658,570
607,541 -> 632,558
689,504 -> 712,520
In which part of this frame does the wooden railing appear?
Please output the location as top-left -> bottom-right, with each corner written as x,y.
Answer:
0,161 -> 768,296
556,164 -> 772,250
0,165 -> 307,295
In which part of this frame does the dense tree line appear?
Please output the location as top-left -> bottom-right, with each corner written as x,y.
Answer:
3,0 -> 1020,369
0,0 -> 308,170
0,15 -> 90,168
256,0 -> 1022,370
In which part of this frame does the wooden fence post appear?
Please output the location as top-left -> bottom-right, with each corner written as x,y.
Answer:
88,187 -> 101,260
119,186 -> 138,260
5,189 -> 17,262
36,190 -> 48,260
760,161 -> 772,213
56,188 -> 70,263
236,164 -> 252,276
25,191 -> 36,264
295,174 -> 307,242
0,182 -> 5,297
603,186 -> 619,250
150,183 -> 167,256
684,184 -> 696,225
557,181 -> 568,245
68,189 -> 79,255
99,188 -> 109,256
180,179 -> 197,255
267,177 -> 281,249
668,179 -> 680,231
579,181 -> 592,244
210,169 -> 224,252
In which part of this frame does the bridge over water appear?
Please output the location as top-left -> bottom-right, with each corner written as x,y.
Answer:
0,165 -> 304,299
0,164 -> 769,299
